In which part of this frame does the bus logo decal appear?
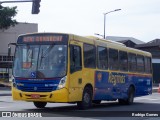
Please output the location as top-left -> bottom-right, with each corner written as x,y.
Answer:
97,73 -> 102,82
108,73 -> 126,85
34,87 -> 37,91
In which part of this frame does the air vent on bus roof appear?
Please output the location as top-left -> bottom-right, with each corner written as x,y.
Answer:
85,36 -> 126,46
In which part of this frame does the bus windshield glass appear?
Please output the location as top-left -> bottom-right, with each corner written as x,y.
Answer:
13,44 -> 67,78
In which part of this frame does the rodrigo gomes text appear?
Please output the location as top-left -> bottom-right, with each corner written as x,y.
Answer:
132,112 -> 159,117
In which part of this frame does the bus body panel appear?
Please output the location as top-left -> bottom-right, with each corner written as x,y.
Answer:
11,33 -> 152,107
68,70 -> 83,102
14,78 -> 60,92
68,40 -> 83,102
68,40 -> 95,102
12,87 -> 69,102
94,71 -> 152,100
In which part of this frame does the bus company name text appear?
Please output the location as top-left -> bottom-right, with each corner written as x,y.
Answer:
108,73 -> 126,85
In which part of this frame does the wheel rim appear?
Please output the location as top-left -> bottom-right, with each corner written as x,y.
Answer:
129,92 -> 134,103
84,92 -> 90,104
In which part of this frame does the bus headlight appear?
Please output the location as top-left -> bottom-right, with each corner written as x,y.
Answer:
57,76 -> 67,90
12,76 -> 17,88
13,82 -> 17,88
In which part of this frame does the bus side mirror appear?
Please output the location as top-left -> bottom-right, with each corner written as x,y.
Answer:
8,43 -> 16,56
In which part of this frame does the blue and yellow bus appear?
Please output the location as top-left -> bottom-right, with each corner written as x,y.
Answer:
10,33 -> 152,109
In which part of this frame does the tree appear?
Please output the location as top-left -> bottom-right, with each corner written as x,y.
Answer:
0,5 -> 18,30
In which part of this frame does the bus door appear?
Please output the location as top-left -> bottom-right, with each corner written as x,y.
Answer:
69,41 -> 83,102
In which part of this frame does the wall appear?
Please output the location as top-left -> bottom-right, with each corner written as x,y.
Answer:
0,22 -> 38,74
0,22 -> 38,55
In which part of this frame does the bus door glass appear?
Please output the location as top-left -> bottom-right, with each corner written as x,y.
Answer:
69,41 -> 83,101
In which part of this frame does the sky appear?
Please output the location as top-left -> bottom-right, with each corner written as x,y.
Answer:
2,0 -> 160,42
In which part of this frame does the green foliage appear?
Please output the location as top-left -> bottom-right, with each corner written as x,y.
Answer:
0,5 -> 18,30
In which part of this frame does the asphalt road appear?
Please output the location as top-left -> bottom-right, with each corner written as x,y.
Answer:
0,93 -> 160,120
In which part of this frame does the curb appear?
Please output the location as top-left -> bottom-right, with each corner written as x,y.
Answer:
0,82 -> 11,87
152,89 -> 158,93
0,87 -> 11,90
0,88 -> 11,96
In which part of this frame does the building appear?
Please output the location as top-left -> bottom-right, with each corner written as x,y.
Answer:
106,36 -> 145,48
0,22 -> 38,79
135,39 -> 160,84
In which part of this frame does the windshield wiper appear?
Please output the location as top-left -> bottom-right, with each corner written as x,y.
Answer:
42,44 -> 55,58
39,44 -> 55,67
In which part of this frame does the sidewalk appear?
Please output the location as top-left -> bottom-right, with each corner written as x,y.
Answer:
152,87 -> 159,93
0,81 -> 11,96
0,87 -> 11,96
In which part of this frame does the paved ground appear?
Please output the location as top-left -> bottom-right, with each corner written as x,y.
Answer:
0,87 -> 11,96
0,93 -> 160,119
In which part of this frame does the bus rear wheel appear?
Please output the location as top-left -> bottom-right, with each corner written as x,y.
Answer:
126,87 -> 135,105
33,102 -> 47,108
92,100 -> 101,104
118,99 -> 126,104
77,87 -> 92,110
118,86 -> 135,105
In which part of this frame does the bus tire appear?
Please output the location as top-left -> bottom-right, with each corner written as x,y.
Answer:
126,86 -> 135,105
77,87 -> 92,110
118,86 -> 135,105
92,100 -> 101,104
33,102 -> 47,108
118,99 -> 126,105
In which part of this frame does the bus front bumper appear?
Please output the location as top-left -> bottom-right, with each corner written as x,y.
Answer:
12,87 -> 69,103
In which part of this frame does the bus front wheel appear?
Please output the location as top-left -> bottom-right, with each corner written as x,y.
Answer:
33,102 -> 47,108
77,87 -> 92,110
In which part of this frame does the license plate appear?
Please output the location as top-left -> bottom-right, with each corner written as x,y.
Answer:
31,94 -> 40,99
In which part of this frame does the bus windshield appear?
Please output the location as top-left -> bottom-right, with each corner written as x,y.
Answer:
13,44 -> 67,78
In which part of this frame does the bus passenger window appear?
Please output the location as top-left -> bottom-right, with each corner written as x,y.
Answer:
97,46 -> 108,69
145,57 -> 152,73
119,51 -> 128,71
109,48 -> 119,70
84,44 -> 96,68
128,53 -> 137,72
137,55 -> 145,73
70,45 -> 82,73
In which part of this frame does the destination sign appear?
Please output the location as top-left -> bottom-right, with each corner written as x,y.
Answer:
23,36 -> 63,42
17,34 -> 68,44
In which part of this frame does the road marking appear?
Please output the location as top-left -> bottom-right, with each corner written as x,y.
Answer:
136,98 -> 158,100
0,107 -> 7,108
0,105 -> 13,109
150,101 -> 160,103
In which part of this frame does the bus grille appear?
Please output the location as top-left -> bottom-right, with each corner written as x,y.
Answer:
17,86 -> 55,92
15,79 -> 59,92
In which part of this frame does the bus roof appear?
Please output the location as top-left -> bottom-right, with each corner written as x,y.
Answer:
86,36 -> 126,46
17,33 -> 152,57
84,36 -> 151,57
